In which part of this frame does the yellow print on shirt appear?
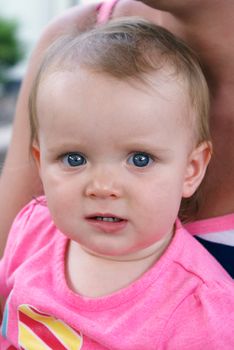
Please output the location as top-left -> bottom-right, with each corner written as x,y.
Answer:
17,304 -> 83,350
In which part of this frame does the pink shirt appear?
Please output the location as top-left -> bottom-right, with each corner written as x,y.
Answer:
0,198 -> 234,349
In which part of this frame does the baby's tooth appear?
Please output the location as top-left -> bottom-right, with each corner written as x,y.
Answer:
103,217 -> 114,222
95,217 -> 120,222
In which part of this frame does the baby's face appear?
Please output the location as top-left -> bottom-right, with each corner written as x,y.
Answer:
35,67 -> 204,260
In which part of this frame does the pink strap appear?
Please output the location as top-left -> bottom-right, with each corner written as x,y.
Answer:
184,212 -> 234,236
97,0 -> 120,24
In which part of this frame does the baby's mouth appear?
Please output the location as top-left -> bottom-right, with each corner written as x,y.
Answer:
86,214 -> 127,233
94,216 -> 123,223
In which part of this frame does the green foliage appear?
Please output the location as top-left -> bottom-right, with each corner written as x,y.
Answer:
0,17 -> 23,83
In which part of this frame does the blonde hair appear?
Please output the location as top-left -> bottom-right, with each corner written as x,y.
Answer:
29,17 -> 211,221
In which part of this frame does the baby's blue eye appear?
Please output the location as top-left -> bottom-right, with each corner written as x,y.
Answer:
62,153 -> 86,167
128,152 -> 153,167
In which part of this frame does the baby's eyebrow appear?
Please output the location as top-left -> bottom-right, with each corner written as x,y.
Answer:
122,142 -> 173,154
41,141 -> 85,153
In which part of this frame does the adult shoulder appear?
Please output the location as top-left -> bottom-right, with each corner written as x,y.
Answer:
34,3 -> 99,53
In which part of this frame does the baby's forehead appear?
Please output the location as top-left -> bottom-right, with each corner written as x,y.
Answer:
34,64 -> 200,154
43,63 -> 192,107
40,65 -> 195,126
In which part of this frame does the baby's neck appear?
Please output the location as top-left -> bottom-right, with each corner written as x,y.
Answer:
66,234 -> 172,298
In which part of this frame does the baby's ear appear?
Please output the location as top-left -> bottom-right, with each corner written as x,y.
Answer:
182,141 -> 212,198
32,143 -> 41,169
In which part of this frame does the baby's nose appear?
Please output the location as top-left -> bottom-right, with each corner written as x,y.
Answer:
84,168 -> 122,199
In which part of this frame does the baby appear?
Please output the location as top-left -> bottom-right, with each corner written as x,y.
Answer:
0,18 -> 233,349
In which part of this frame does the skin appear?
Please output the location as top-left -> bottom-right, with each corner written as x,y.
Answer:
33,68 -> 210,297
0,0 -> 234,258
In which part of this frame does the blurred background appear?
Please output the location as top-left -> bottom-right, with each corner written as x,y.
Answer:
0,0 -> 99,169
